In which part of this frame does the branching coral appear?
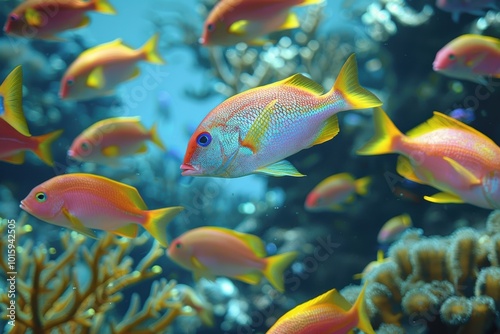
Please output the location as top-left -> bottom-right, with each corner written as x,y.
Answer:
0,214 -> 211,333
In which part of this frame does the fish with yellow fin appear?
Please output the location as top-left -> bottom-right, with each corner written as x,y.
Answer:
20,173 -> 184,247
357,107 -> 500,209
167,226 -> 298,292
68,117 -> 166,165
0,66 -> 62,166
266,280 -> 375,333
59,34 -> 165,101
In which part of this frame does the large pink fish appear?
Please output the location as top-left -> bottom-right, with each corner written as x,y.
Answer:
167,226 -> 298,292
433,34 -> 500,85
357,107 -> 500,209
181,54 -> 382,178
201,0 -> 322,46
3,0 -> 116,41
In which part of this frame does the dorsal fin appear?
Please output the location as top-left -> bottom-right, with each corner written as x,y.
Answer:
205,227 -> 266,258
296,288 -> 352,312
280,73 -> 325,95
406,112 -> 488,140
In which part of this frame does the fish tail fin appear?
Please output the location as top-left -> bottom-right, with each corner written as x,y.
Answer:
32,129 -> 63,166
263,251 -> 298,292
0,66 -> 30,137
141,33 -> 165,64
354,176 -> 372,196
297,0 -> 324,6
351,281 -> 375,334
143,206 -> 184,247
330,54 -> 382,110
93,0 -> 116,14
356,107 -> 402,155
149,123 -> 166,151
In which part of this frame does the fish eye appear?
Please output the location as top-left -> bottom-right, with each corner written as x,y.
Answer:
196,132 -> 212,147
207,23 -> 215,32
176,242 -> 182,249
35,192 -> 46,203
67,78 -> 74,86
81,142 -> 90,151
448,54 -> 455,61
9,14 -> 19,21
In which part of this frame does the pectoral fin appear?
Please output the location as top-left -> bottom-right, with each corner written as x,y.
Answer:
241,99 -> 277,154
255,160 -> 305,177
1,151 -> 25,164
424,192 -> 464,204
62,208 -> 98,238
76,16 -> 90,28
25,8 -> 42,27
396,156 -> 426,184
87,66 -> 105,89
229,20 -> 250,35
278,12 -> 300,30
102,145 -> 119,157
233,271 -> 261,285
443,156 -> 481,185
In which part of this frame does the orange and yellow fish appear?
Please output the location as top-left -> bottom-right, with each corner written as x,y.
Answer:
305,173 -> 371,212
0,66 -> 62,166
59,34 -> 164,101
181,54 -> 382,178
201,0 -> 322,46
266,281 -> 375,334
68,117 -> 166,164
20,173 -> 184,247
357,107 -> 500,209
377,214 -> 412,244
167,226 -> 298,292
4,0 -> 116,41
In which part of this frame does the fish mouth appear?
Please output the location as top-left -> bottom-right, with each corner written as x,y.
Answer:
19,200 -> 30,212
180,163 -> 199,176
432,62 -> 442,71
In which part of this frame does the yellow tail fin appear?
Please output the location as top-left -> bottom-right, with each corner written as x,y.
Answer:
356,107 -> 402,155
354,176 -> 372,196
263,251 -> 298,292
351,281 -> 375,334
0,66 -> 30,137
149,123 -> 166,150
32,129 -> 63,166
141,33 -> 165,64
93,0 -> 116,14
143,206 -> 184,247
331,54 -> 382,110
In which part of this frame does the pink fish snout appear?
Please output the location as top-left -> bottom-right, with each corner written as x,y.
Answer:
180,163 -> 197,176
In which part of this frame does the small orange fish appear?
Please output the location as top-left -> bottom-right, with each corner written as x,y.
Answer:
167,226 -> 298,292
60,34 -> 164,101
266,281 -> 375,334
377,214 -> 412,244
68,117 -> 166,164
4,0 -> 116,41
0,66 -> 62,166
201,0 -> 323,46
304,173 -> 371,212
357,107 -> 500,209
353,250 -> 389,280
20,173 -> 184,247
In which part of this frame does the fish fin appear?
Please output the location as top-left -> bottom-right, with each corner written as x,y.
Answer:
255,160 -> 305,177
233,271 -> 262,285
0,66 -> 30,136
345,194 -> 356,203
98,178 -> 148,210
352,273 -> 363,280
111,223 -> 139,238
87,66 -> 105,89
300,288 -> 352,312
297,0 -> 324,6
136,144 -> 148,153
32,129 -> 63,166
281,73 -> 324,95
203,227 -> 267,257
247,38 -> 272,46
143,206 -> 184,247
329,203 -> 344,211
25,8 -> 42,27
354,176 -> 372,196
263,251 -> 298,292
330,54 -> 382,110
396,156 -> 426,184
351,281 -> 375,334
229,20 -> 249,35
443,156 -> 481,185
79,39 -> 123,58
62,207 -> 98,239
278,12 -> 300,31
76,16 -> 90,28
311,115 -> 339,146
191,256 -> 207,271
127,67 -> 141,81
149,123 -> 166,150
465,53 -> 487,68
93,0 -> 117,14
102,145 -> 120,157
241,100 -> 277,153
141,33 -> 165,64
356,107 -> 402,155
406,111 -> 485,138
424,192 -> 464,204
1,151 -> 25,164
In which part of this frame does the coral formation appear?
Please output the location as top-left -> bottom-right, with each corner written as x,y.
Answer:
0,214 -> 212,333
